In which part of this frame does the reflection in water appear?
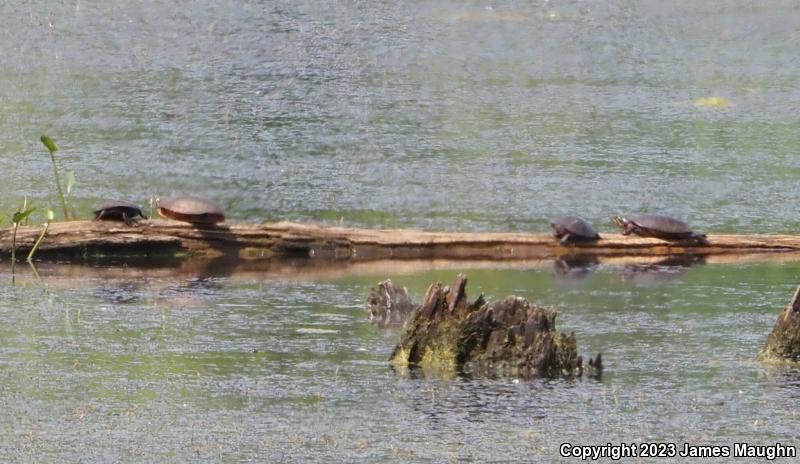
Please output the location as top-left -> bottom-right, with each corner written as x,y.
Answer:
553,255 -> 599,281
161,276 -> 225,300
92,281 -> 142,304
157,256 -> 238,300
394,371 -> 561,424
80,256 -> 242,305
772,368 -> 800,393
615,255 -> 707,285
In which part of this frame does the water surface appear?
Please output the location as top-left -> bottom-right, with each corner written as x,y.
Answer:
1,1 -> 799,233
2,1 -> 800,462
1,260 -> 800,462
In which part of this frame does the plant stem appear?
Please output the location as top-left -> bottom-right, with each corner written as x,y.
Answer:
28,260 -> 42,282
27,222 -> 50,262
11,222 -> 18,281
49,151 -> 68,220
12,222 -> 18,263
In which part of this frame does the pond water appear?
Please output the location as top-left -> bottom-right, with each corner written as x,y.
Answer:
2,0 -> 800,462
2,0 -> 800,233
1,260 -> 800,462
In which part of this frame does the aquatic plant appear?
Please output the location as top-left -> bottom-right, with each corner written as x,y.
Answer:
27,209 -> 55,262
65,170 -> 76,196
20,196 -> 30,225
65,170 -> 76,218
40,135 -> 69,220
694,96 -> 730,109
10,206 -> 35,265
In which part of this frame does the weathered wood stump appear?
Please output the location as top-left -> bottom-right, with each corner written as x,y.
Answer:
760,286 -> 800,362
365,279 -> 417,326
389,274 -> 600,377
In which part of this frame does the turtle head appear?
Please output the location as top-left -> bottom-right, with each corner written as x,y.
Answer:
611,215 -> 629,230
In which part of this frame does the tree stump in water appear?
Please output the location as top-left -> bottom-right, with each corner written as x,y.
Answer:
390,274 -> 600,377
365,279 -> 417,326
760,286 -> 800,362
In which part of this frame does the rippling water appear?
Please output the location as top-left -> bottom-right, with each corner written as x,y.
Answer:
2,1 -> 800,462
1,261 -> 800,462
2,1 -> 800,232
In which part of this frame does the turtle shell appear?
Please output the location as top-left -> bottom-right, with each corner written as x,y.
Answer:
613,214 -> 707,243
550,216 -> 600,240
157,196 -> 225,224
629,215 -> 692,234
93,199 -> 144,221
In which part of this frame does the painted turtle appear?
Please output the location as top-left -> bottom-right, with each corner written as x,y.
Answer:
93,199 -> 145,224
550,216 -> 600,244
157,196 -> 225,225
611,214 -> 708,244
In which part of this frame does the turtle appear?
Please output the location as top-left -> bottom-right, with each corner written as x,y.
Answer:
611,214 -> 708,244
157,196 -> 225,225
550,216 -> 600,244
93,199 -> 146,225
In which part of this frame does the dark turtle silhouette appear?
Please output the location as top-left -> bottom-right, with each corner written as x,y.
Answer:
612,214 -> 707,244
157,196 -> 225,225
550,216 -> 600,244
93,199 -> 145,225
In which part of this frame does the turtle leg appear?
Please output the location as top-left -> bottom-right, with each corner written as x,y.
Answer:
94,210 -> 105,221
691,233 -> 709,245
559,234 -> 575,245
123,211 -> 134,226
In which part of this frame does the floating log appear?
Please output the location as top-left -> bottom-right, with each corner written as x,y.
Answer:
4,219 -> 800,263
760,286 -> 800,363
389,274 -> 599,377
365,279 -> 417,327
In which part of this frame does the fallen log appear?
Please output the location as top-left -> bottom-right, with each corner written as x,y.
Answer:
389,274 -> 601,377
759,286 -> 800,363
4,219 -> 800,263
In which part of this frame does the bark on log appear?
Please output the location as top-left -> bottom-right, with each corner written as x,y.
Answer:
389,274 -> 600,377
4,219 -> 800,263
365,279 -> 417,327
760,286 -> 800,363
